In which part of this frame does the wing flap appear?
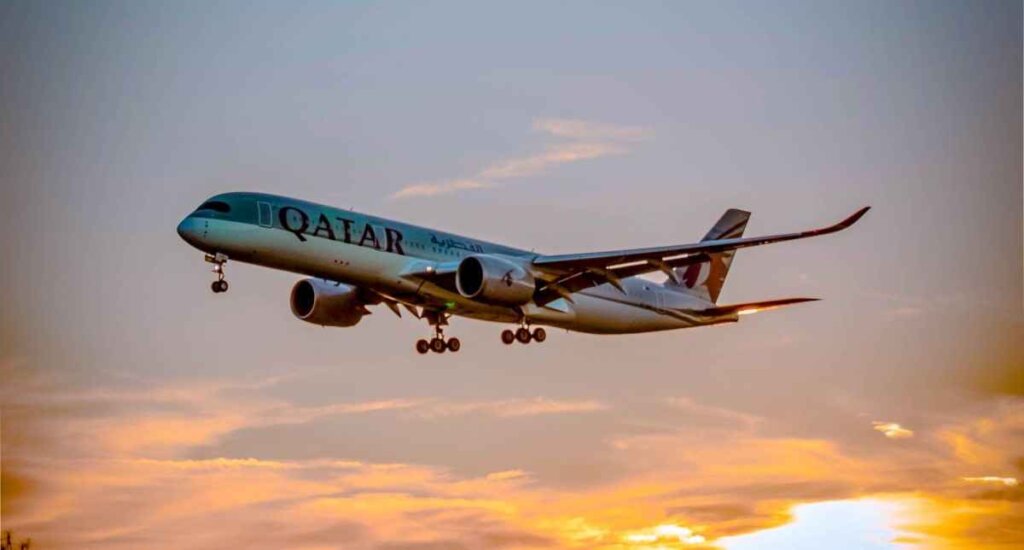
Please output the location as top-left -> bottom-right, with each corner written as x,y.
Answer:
533,253 -> 711,306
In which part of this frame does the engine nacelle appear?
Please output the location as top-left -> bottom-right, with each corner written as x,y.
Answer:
456,255 -> 535,306
290,279 -> 368,327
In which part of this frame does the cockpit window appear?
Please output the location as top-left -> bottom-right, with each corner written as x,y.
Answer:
197,200 -> 231,213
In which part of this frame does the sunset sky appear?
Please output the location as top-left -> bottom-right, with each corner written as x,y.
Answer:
1,1 -> 1022,549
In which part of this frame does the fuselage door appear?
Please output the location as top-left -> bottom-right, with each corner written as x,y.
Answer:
257,201 -> 273,227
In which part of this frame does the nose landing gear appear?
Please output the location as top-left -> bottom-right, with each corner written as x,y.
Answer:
205,253 -> 229,293
501,325 -> 546,345
416,311 -> 461,354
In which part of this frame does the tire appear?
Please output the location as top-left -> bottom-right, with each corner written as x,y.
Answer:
416,339 -> 430,354
218,280 -> 229,292
501,329 -> 515,345
211,281 -> 222,293
515,327 -> 531,344
447,338 -> 461,352
431,338 -> 447,353
532,327 -> 546,343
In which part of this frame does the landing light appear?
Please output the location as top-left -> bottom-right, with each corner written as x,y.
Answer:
737,308 -> 760,315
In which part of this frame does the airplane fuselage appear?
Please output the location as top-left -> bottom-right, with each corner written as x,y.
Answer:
176,192 -> 730,335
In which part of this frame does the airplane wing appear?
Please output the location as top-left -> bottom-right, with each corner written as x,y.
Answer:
534,207 -> 869,271
529,207 -> 868,304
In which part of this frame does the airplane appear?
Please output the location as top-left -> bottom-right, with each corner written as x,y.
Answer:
176,192 -> 869,354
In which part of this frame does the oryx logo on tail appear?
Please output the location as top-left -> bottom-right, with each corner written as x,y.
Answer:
667,208 -> 750,303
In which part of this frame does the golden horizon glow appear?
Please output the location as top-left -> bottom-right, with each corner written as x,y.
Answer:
718,498 -> 915,549
5,367 -> 1023,548
622,523 -> 707,546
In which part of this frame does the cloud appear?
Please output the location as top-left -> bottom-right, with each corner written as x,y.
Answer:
390,118 -> 650,199
531,118 -> 652,142
872,421 -> 914,439
664,397 -> 763,431
485,470 -> 529,483
416,397 -> 608,419
894,492 -> 1024,548
622,523 -> 706,546
961,476 -> 1019,487
7,362 -> 1024,550
89,394 -> 608,456
390,179 -> 491,199
476,142 -> 626,180
2,371 -> 608,459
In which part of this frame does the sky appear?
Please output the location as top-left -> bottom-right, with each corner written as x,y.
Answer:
1,1 -> 1021,548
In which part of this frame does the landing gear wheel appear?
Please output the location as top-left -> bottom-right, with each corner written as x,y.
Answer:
516,327 -> 532,344
430,338 -> 447,353
447,338 -> 461,352
532,327 -> 546,343
205,253 -> 229,293
416,339 -> 430,354
501,329 -> 515,345
419,310 -> 457,356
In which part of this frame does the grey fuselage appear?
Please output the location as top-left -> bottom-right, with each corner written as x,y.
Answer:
176,192 -> 734,334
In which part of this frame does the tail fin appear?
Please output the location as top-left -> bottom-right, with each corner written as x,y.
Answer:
666,208 -> 750,303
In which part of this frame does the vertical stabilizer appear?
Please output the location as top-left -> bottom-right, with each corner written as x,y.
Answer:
665,208 -> 750,303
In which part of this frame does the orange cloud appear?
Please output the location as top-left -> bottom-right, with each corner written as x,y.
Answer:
873,421 -> 914,439
416,397 -> 608,419
960,476 -> 1019,487
5,365 -> 1024,549
485,470 -> 529,482
622,523 -> 706,546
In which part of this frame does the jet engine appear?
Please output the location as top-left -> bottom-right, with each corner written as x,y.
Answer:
455,255 -> 535,306
290,279 -> 370,327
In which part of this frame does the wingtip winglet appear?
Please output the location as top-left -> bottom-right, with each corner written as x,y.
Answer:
844,206 -> 871,226
828,206 -> 871,231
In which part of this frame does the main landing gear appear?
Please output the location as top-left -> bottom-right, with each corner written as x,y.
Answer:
416,311 -> 460,354
206,253 -> 229,293
501,325 -> 546,345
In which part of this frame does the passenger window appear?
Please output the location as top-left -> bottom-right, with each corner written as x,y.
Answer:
197,201 -> 231,213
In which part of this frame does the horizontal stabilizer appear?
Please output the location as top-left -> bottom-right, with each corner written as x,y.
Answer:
697,297 -> 819,317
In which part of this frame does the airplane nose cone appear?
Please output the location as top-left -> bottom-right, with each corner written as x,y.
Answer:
177,217 -> 203,248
